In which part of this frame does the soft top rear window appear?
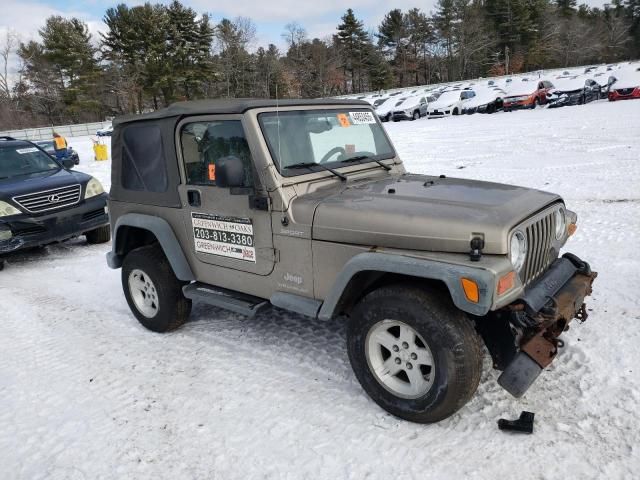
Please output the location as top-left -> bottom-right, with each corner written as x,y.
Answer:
121,124 -> 168,192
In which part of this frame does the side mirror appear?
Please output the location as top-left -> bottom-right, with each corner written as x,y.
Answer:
215,156 -> 245,188
61,158 -> 75,169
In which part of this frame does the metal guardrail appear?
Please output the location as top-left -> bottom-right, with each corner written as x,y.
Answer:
0,121 -> 112,140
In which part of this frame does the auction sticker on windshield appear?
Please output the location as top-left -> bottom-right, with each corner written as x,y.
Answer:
191,212 -> 255,262
16,148 -> 39,154
349,111 -> 376,124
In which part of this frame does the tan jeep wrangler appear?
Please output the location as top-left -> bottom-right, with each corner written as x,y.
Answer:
106,99 -> 596,423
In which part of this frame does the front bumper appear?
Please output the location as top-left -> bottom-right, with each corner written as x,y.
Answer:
547,94 -> 581,108
427,109 -> 450,117
392,111 -> 414,121
0,194 -> 109,255
503,100 -> 533,110
608,88 -> 640,101
496,253 -> 597,397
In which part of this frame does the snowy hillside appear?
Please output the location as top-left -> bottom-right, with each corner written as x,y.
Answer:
1,100 -> 639,479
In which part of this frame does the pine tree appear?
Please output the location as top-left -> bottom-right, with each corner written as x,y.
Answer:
336,9 -> 369,93
377,9 -> 410,86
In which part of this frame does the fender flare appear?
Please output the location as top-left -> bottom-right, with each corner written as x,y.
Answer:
317,252 -> 495,320
106,213 -> 195,281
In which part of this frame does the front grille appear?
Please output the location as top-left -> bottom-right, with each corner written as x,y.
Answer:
13,184 -> 81,214
520,210 -> 557,287
617,88 -> 634,95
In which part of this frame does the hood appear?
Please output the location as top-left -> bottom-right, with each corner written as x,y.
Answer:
428,94 -> 461,110
395,99 -> 420,111
291,174 -> 561,254
0,168 -> 90,199
376,99 -> 403,115
612,72 -> 640,89
465,90 -> 504,108
504,83 -> 537,97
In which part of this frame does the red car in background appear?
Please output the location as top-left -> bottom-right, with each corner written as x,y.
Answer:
503,79 -> 554,110
607,69 -> 640,101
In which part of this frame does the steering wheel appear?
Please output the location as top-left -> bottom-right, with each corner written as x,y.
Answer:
319,146 -> 346,164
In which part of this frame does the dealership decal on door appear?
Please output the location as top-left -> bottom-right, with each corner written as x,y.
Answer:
191,212 -> 256,262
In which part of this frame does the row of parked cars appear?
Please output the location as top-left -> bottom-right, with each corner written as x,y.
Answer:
348,63 -> 640,122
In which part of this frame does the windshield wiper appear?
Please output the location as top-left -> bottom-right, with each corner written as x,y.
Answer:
341,155 -> 392,171
283,162 -> 347,181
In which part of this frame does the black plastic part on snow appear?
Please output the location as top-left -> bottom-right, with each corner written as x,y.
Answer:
498,411 -> 535,434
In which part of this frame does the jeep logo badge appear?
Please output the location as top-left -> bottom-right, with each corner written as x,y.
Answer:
48,194 -> 61,203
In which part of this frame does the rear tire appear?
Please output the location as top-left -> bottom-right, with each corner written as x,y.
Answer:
122,244 -> 192,332
85,225 -> 111,244
347,284 -> 483,423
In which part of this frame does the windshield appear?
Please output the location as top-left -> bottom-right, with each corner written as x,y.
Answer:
35,141 -> 54,150
0,145 -> 60,179
258,109 -> 396,177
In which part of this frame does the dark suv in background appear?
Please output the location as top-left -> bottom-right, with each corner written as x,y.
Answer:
0,137 -> 110,270
34,140 -> 80,165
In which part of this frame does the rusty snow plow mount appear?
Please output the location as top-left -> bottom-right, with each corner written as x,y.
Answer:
496,253 -> 597,398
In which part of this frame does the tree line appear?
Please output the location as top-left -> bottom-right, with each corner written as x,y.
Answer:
0,0 -> 638,129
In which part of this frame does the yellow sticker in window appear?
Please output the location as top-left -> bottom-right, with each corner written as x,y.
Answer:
337,113 -> 351,128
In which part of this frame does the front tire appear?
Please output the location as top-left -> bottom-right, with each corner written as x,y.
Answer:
347,284 -> 483,423
412,111 -> 420,121
122,244 -> 192,332
85,225 -> 111,244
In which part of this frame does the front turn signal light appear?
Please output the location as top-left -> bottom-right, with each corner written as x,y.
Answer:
461,278 -> 480,303
497,271 -> 516,296
568,223 -> 577,237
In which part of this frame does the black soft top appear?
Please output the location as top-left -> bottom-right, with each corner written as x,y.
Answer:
114,98 -> 369,125
110,98 -> 370,208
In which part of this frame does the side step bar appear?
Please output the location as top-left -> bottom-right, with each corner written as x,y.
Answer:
183,282 -> 269,318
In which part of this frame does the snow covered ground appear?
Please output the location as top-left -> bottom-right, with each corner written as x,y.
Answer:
1,100 -> 639,479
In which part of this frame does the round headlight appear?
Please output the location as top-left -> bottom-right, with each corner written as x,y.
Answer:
555,207 -> 566,239
510,231 -> 528,272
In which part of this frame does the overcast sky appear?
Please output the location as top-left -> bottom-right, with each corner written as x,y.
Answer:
2,0 -> 608,66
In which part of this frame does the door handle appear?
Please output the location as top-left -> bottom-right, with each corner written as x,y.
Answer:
187,189 -> 201,207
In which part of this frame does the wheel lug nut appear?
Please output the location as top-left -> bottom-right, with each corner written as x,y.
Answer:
395,357 -> 401,365
406,362 -> 413,369
411,353 -> 417,360
402,342 -> 409,349
392,345 -> 399,352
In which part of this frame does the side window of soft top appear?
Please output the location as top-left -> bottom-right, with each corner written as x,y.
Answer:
121,124 -> 168,193
180,120 -> 254,188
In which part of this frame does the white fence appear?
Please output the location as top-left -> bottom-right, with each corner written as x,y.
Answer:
0,121 -> 112,141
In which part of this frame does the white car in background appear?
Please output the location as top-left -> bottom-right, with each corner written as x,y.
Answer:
426,89 -> 476,117
96,124 -> 113,137
391,95 -> 430,121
